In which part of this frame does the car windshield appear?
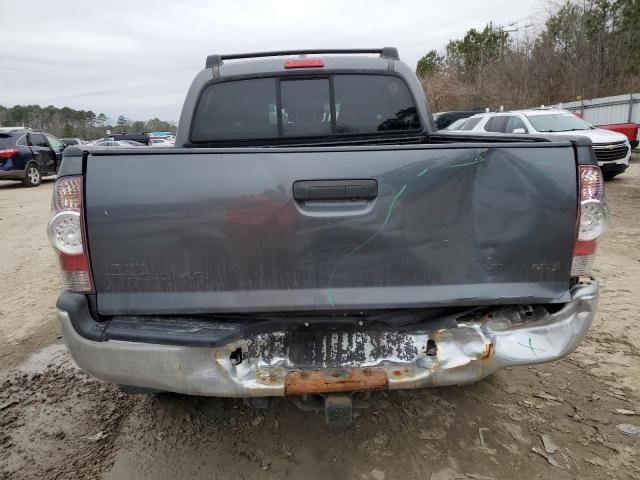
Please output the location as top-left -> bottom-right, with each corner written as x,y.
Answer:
445,118 -> 466,130
460,116 -> 483,131
525,112 -> 592,132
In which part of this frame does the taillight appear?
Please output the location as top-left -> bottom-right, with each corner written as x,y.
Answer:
0,148 -> 19,158
571,166 -> 607,276
47,176 -> 94,293
284,58 -> 324,69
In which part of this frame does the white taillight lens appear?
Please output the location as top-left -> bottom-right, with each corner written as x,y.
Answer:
48,176 -> 94,293
59,255 -> 93,292
580,166 -> 604,201
578,200 -> 607,241
53,176 -> 82,210
571,166 -> 607,277
571,254 -> 595,277
48,211 -> 83,255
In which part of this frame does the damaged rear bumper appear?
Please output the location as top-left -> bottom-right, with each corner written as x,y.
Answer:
57,281 -> 598,397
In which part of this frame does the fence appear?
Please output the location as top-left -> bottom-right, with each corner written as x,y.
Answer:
556,93 -> 640,125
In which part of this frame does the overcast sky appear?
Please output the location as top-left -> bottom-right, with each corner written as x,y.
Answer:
0,0 -> 542,124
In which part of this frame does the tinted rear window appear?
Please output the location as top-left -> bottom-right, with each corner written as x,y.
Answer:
191,74 -> 420,143
0,134 -> 13,148
192,78 -> 278,141
281,79 -> 332,137
333,75 -> 419,133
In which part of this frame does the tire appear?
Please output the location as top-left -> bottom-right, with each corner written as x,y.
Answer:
22,163 -> 41,187
603,172 -> 617,181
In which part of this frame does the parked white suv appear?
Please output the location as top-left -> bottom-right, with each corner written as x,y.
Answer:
466,108 -> 631,179
150,138 -> 174,147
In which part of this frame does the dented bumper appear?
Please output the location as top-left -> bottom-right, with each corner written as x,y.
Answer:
57,282 -> 598,397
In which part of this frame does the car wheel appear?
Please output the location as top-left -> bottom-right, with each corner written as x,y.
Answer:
603,172 -> 617,181
23,164 -> 41,187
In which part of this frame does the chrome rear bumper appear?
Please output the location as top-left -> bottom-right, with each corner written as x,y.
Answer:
58,282 -> 598,397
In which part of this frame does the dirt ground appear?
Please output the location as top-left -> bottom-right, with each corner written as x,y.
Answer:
1,164 -> 639,480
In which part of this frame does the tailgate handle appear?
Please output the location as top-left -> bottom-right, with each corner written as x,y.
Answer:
293,179 -> 378,201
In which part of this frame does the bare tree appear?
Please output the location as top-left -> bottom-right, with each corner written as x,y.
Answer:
416,0 -> 640,112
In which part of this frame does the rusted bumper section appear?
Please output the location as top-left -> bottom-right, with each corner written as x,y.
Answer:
285,369 -> 388,395
57,282 -> 598,397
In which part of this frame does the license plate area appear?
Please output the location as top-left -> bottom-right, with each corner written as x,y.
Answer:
285,328 -> 420,368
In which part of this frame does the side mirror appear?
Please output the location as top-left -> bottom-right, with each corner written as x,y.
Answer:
512,128 -> 526,134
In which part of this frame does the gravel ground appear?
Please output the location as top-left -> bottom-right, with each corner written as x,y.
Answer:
0,164 -> 639,480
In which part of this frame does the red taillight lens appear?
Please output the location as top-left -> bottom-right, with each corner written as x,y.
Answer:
572,166 -> 607,276
284,58 -> 324,69
0,148 -> 19,158
47,176 -> 94,293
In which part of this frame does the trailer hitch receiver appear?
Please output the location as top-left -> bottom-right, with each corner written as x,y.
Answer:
324,394 -> 353,426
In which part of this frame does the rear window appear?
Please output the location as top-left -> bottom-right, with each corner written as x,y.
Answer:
0,134 -> 13,148
281,79 -> 332,137
190,74 -> 420,143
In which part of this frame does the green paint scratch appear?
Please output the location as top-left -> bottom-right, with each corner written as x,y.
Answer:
326,289 -> 334,306
383,184 -> 407,225
449,149 -> 489,168
448,159 -> 480,168
517,337 -> 546,357
417,167 -> 429,177
536,160 -> 551,166
325,184 -> 408,305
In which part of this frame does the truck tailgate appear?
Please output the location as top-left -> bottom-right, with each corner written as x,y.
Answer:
85,143 -> 578,315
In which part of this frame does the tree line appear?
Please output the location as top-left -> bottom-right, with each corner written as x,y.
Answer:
417,0 -> 640,112
0,105 -> 177,140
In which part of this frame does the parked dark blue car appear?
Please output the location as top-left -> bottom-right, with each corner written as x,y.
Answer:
0,128 -> 66,187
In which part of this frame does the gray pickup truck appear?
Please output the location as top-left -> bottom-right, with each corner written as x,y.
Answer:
50,48 -> 605,425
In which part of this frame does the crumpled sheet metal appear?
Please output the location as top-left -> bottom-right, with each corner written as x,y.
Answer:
58,282 -> 597,397
217,282 -> 598,394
